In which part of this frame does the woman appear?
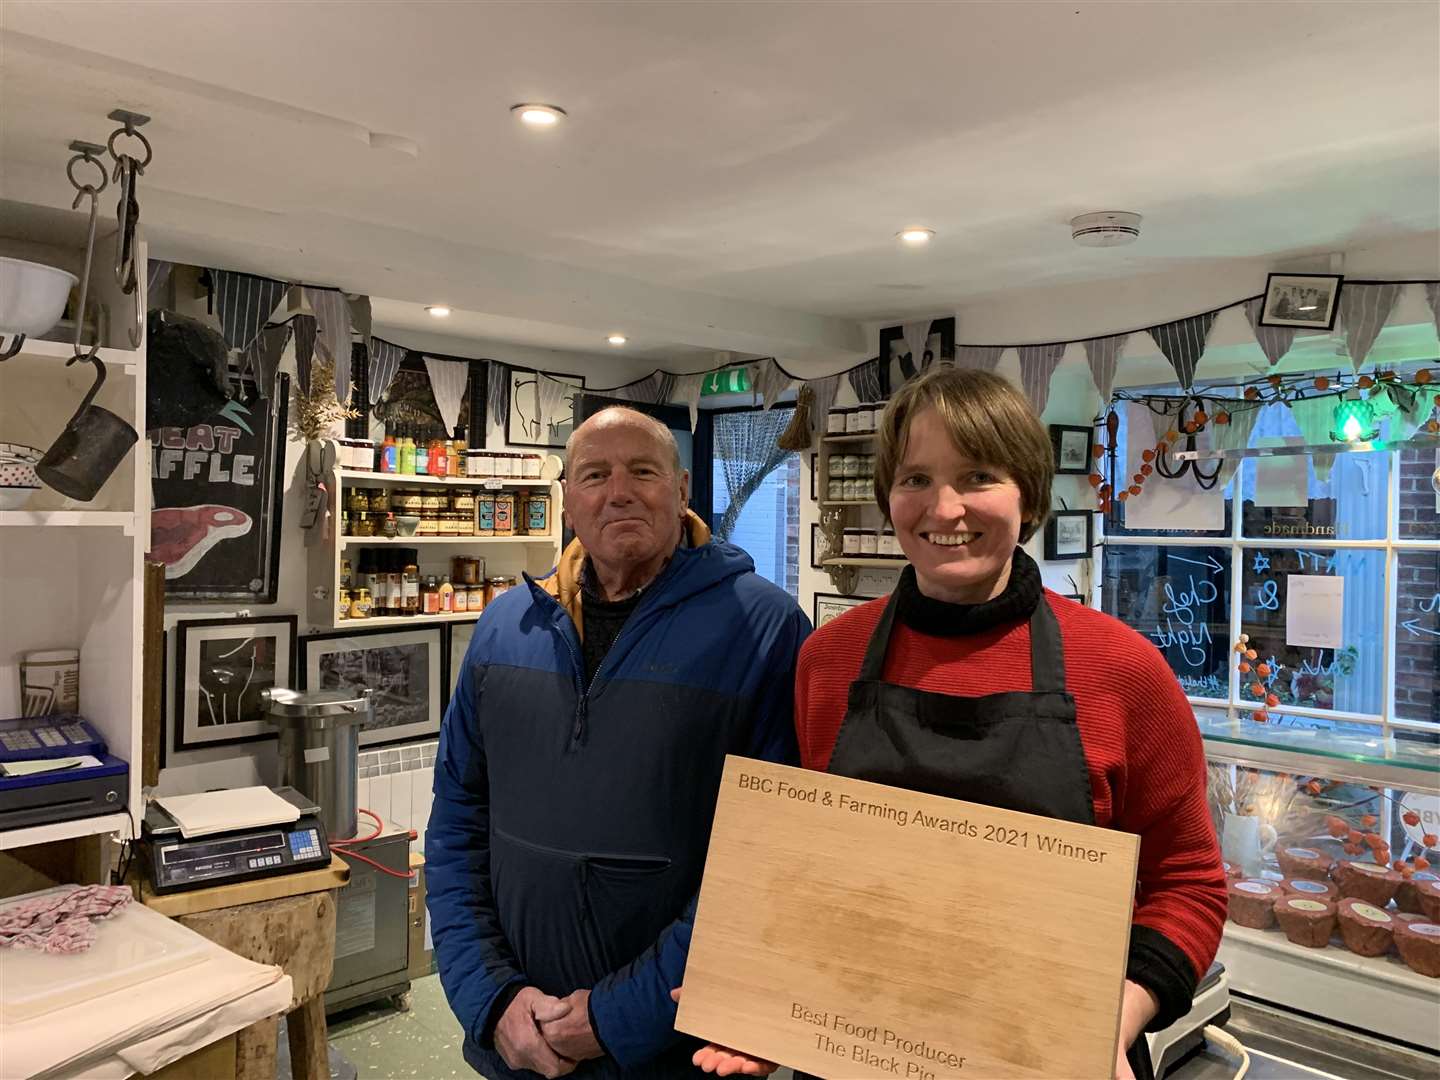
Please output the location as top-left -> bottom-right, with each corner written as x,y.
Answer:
693,368 -> 1225,1080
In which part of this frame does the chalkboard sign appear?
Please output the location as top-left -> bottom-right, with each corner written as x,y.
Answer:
148,374 -> 289,602
1102,545 -> 1231,699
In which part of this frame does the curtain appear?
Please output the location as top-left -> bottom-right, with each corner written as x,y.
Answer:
714,408 -> 795,542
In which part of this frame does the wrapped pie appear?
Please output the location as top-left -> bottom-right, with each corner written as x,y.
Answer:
1330,858 -> 1403,906
1281,877 -> 1338,902
1396,871 -> 1440,915
1227,880 -> 1281,930
1336,898 -> 1396,958
1276,845 -> 1333,881
1393,919 -> 1440,978
1412,878 -> 1440,922
1273,896 -> 1336,949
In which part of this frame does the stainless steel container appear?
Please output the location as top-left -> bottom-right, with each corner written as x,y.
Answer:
261,687 -> 371,840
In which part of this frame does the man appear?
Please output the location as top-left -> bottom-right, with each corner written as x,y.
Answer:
428,405 -> 809,1079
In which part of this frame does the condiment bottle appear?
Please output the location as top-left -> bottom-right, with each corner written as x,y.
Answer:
421,575 -> 441,615
429,436 -> 447,477
450,427 -> 466,475
438,574 -> 455,613
380,431 -> 398,473
382,512 -> 399,539
402,557 -> 420,615
399,428 -> 416,475
414,434 -> 430,477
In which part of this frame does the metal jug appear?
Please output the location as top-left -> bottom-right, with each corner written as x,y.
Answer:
36,353 -> 138,501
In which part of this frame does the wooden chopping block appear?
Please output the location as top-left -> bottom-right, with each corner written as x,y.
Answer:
175,891 -> 337,1006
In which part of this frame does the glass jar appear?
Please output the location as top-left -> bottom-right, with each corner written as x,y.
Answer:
340,557 -> 352,590
494,453 -> 513,478
402,561 -> 420,616
826,408 -> 848,434
524,493 -> 551,536
453,556 -> 481,586
477,492 -> 496,536
421,575 -> 441,615
827,454 -> 844,479
524,454 -> 542,479
337,589 -> 351,621
842,528 -> 861,555
349,587 -> 373,619
827,479 -> 844,502
395,489 -> 424,516
467,586 -> 485,613
841,454 -> 860,478
880,528 -> 900,558
494,492 -> 516,537
451,488 -> 475,513
841,478 -> 858,501
860,531 -> 878,556
353,514 -> 375,537
860,454 -> 874,478
844,408 -> 862,433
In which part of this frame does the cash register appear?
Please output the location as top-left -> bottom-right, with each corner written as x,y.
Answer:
0,714 -> 128,830
140,786 -> 332,894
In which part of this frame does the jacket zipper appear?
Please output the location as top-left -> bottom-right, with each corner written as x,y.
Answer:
568,604 -> 656,749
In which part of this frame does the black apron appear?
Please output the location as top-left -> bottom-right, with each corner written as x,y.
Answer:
821,590 -> 1155,1080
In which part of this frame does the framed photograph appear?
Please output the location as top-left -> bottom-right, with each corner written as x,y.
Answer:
809,452 -> 819,502
301,625 -> 444,747
151,372 -> 289,603
811,523 -> 830,570
1258,273 -> 1343,330
813,592 -> 869,629
506,367 -> 586,448
445,618 -> 481,703
1044,510 -> 1095,561
879,316 -> 956,382
1050,424 -> 1094,475
173,615 -> 296,753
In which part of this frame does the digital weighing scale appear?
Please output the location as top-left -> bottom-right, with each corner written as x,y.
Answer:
141,786 -> 332,894
0,714 -> 128,830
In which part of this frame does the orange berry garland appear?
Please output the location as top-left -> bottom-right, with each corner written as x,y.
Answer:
1232,634 -> 1284,723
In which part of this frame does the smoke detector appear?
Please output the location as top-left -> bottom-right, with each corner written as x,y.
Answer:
1070,211 -> 1142,247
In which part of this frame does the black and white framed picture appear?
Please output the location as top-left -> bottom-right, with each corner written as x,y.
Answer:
809,452 -> 819,502
811,523 -> 830,570
505,368 -> 586,448
444,618 -> 481,703
1259,273 -> 1343,330
301,625 -> 444,747
813,592 -> 868,629
1050,424 -> 1095,475
173,615 -> 296,753
1044,510 -> 1095,561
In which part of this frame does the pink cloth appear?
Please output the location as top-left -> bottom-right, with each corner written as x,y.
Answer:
0,884 -> 133,953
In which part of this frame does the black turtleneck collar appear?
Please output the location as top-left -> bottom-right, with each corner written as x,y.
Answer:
895,547 -> 1043,636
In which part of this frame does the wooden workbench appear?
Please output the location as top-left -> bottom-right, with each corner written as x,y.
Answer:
137,855 -> 349,1080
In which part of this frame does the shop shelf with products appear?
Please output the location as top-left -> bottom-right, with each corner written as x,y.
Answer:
0,198 -> 149,851
815,427 -> 905,594
1202,715 -> 1439,1049
306,463 -> 564,630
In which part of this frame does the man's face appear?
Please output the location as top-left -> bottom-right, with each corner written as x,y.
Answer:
563,415 -> 689,569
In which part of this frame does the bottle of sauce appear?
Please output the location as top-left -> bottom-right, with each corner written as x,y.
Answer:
429,436 -> 448,477
449,427 -> 465,476
415,434 -> 430,477
402,557 -> 420,616
380,431 -> 398,474
399,428 -> 416,475
438,574 -> 455,613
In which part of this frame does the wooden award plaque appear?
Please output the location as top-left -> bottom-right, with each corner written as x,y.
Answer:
675,757 -> 1141,1079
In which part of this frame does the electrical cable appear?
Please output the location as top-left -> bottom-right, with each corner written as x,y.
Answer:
1201,1024 -> 1251,1080
330,807 -> 417,881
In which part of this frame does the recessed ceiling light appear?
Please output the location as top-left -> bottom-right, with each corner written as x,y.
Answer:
511,103 -> 567,128
897,227 -> 936,247
426,305 -> 451,318
607,334 -> 627,346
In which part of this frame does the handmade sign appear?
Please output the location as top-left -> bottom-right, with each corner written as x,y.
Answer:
676,758 -> 1140,1080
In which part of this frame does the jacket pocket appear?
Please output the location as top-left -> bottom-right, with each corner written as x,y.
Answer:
491,826 -> 605,991
580,852 -> 675,972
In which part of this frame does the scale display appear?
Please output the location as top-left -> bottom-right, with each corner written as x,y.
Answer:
147,816 -> 330,893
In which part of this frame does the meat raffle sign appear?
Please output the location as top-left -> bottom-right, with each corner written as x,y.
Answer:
676,758 -> 1140,1079
148,375 -> 289,602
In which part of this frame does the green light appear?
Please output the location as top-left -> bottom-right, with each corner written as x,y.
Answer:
1331,397 -> 1377,443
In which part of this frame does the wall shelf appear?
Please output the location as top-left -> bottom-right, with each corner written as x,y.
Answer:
821,433 -> 877,444
340,534 -> 555,547
337,470 -> 550,488
0,510 -> 136,531
0,338 -> 141,373
818,500 -> 873,508
334,611 -> 482,630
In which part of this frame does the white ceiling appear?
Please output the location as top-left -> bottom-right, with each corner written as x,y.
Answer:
2,1 -> 1437,366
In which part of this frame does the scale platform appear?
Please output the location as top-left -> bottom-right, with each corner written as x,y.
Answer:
141,786 -> 332,894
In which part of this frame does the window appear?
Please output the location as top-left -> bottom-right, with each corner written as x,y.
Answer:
710,409 -> 800,596
1101,367 -> 1440,740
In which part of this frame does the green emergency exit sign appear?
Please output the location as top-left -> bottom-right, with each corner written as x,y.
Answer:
700,368 -> 751,396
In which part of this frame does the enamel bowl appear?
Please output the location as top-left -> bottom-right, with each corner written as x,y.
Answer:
0,257 -> 78,337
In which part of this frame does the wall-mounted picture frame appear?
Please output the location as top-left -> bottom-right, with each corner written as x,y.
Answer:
809,452 -> 818,502
1050,424 -> 1095,475
813,592 -> 869,629
173,615 -> 296,753
878,316 -> 957,382
1044,510 -> 1095,561
1258,273 -> 1343,330
301,624 -> 444,747
506,368 -> 586,448
811,523 -> 830,570
444,617 -> 481,702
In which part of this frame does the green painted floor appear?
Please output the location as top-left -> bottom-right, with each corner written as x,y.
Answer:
328,974 -> 472,1078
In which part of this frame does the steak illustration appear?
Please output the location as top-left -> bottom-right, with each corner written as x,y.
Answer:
151,504 -> 252,578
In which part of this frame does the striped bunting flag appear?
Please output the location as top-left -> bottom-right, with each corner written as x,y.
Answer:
368,339 -> 406,405
238,324 -> 292,399
668,372 -> 705,432
1147,311 -> 1217,390
806,373 -> 841,438
1243,298 -> 1297,367
486,362 -> 510,441
1016,343 -> 1066,415
1426,283 -> 1440,339
900,320 -> 932,379
847,358 -> 884,403
305,287 -> 353,402
291,315 -> 317,395
1081,334 -> 1127,402
954,345 -> 1004,372
1339,282 -> 1403,372
753,358 -> 793,409
424,356 -> 470,435
212,269 -> 287,353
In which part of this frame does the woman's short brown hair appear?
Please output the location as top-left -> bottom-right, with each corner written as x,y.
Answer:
873,367 -> 1054,543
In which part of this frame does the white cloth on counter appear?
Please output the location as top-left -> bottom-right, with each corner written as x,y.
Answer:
2,914 -> 287,1078
48,974 -> 292,1080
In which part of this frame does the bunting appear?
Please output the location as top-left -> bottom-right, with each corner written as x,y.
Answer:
901,320 -> 932,377
291,315 -> 317,395
368,339 -> 407,405
486,361 -> 510,444
847,358 -> 884,403
238,324 -> 292,399
347,294 -> 373,353
753,358 -> 793,410
1243,297 -> 1297,367
1339,282 -> 1403,373
424,356 -> 469,435
668,372 -> 706,432
1427,283 -> 1440,339
1016,343 -> 1066,415
1082,334 -> 1127,402
954,345 -> 1004,372
212,270 -> 287,354
305,287 -> 353,403
807,373 -> 841,438
146,260 -> 174,303
1147,311 -> 1217,390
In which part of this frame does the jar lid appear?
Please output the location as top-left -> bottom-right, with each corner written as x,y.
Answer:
261,687 -> 371,718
